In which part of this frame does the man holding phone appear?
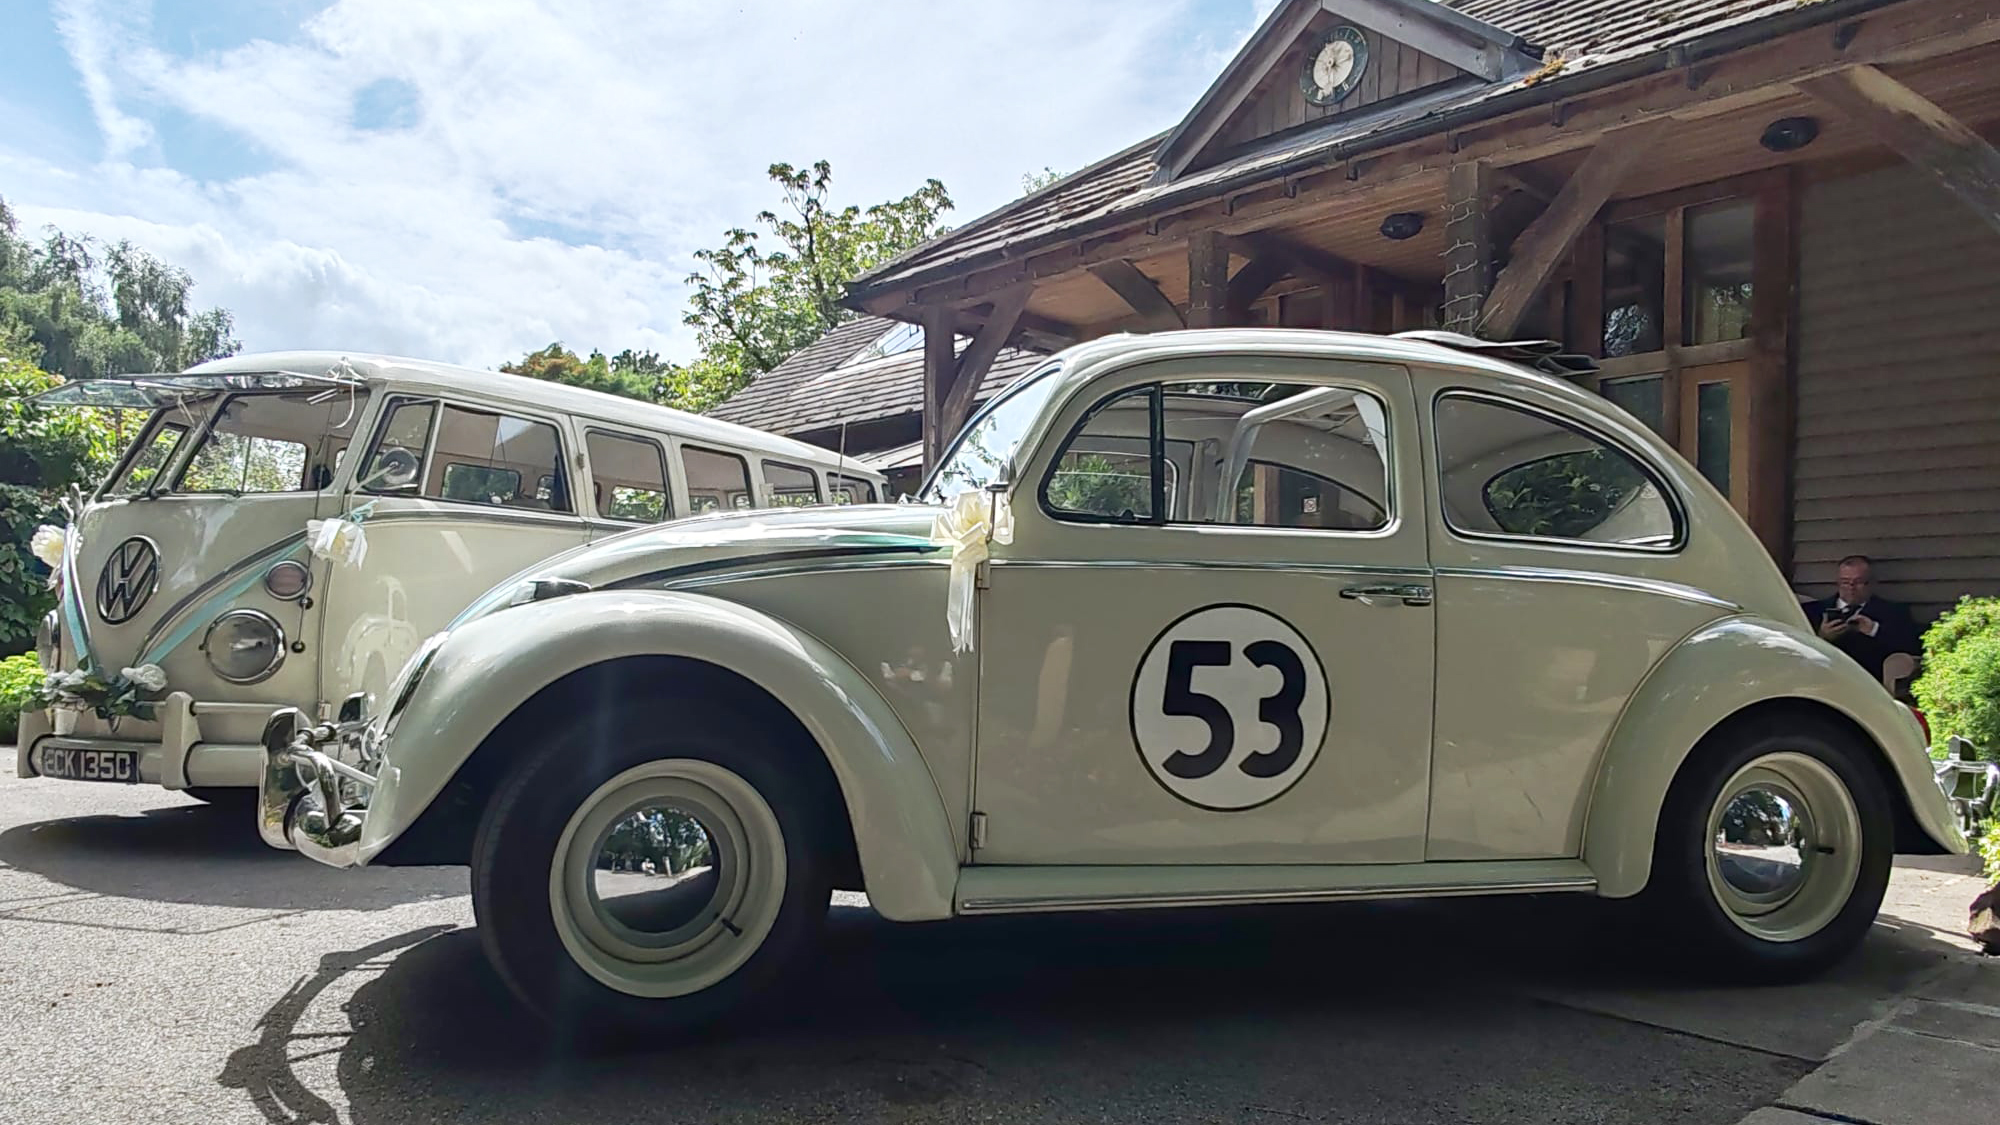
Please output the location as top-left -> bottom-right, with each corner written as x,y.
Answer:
1803,554 -> 1920,682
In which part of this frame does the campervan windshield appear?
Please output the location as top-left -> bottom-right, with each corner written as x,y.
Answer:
99,387 -> 372,499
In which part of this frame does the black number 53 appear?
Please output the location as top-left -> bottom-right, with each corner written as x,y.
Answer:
1160,638 -> 1309,780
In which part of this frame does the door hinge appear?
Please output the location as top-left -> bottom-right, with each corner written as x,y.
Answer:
974,559 -> 992,589
969,811 -> 988,850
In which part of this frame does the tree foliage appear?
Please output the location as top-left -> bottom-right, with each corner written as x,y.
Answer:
0,196 -> 240,380
0,356 -> 119,654
500,161 -> 953,415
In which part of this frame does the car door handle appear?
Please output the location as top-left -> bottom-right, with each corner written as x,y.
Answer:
1340,583 -> 1433,607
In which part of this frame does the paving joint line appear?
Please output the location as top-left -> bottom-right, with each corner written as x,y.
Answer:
1522,995 -> 1820,1062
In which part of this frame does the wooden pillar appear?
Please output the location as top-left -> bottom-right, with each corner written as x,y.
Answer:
1748,167 -> 1798,568
1569,221 -> 1605,357
1442,161 -> 1493,333
921,306 -> 956,473
1187,232 -> 1230,329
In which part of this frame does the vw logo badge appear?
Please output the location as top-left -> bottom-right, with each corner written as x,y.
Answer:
96,536 -> 160,624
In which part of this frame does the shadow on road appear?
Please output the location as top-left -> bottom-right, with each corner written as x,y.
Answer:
219,897 -> 1826,1125
0,803 -> 464,912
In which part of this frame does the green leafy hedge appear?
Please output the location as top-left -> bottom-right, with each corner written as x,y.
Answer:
1912,596 -> 2000,762
0,651 -> 42,743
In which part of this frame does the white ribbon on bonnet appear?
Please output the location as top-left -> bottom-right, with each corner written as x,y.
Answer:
930,487 -> 1013,654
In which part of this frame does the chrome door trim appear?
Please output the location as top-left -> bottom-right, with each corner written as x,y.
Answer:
1435,566 -> 1739,611
959,874 -> 1597,915
990,559 -> 1433,579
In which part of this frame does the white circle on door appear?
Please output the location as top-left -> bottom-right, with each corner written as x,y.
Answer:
1128,603 -> 1330,811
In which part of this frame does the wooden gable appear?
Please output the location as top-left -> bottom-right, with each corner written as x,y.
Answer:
1153,0 -> 1540,183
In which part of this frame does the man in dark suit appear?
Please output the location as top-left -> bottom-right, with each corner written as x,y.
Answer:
1804,554 -> 1920,682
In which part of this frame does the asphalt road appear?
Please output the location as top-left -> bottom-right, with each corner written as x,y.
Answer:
0,756 -> 1980,1125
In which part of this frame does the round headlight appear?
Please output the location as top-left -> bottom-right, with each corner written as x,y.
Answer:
264,560 -> 312,600
202,609 -> 285,684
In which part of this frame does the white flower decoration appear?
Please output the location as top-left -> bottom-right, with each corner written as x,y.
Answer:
120,664 -> 168,692
305,517 -> 368,567
29,525 -> 66,570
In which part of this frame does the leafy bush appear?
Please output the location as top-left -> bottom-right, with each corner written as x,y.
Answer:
0,651 -> 42,743
0,356 -> 117,656
1913,596 -> 2000,762
1981,819 -> 2000,883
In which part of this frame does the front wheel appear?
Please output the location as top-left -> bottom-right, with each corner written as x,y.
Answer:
1645,714 -> 1893,981
470,702 -> 834,1034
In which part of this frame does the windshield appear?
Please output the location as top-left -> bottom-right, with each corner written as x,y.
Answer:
102,387 -> 372,497
918,361 -> 1063,503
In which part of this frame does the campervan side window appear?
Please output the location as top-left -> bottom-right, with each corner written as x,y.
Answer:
830,474 -> 876,505
587,429 -> 672,523
763,460 -> 821,508
683,446 -> 753,513
359,398 -> 572,514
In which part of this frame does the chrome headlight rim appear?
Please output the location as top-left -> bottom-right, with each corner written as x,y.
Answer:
201,608 -> 287,685
263,560 -> 313,601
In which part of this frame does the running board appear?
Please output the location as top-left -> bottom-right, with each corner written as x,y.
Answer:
955,859 -> 1596,915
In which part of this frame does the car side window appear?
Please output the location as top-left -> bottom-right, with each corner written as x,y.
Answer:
1433,394 -> 1678,547
1040,380 -> 1391,531
683,446 -> 754,513
763,460 -> 821,507
587,430 -> 672,523
830,474 -> 876,504
359,398 -> 572,513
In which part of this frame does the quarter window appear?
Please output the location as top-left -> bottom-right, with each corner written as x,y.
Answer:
107,420 -> 189,496
683,446 -> 754,513
763,460 -> 821,508
587,430 -> 671,523
1040,380 -> 1392,532
1433,395 -> 1677,547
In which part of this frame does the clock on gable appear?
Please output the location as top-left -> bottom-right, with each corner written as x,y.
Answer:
1300,25 -> 1370,107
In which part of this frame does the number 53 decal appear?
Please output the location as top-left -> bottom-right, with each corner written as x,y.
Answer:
1129,604 -> 1330,810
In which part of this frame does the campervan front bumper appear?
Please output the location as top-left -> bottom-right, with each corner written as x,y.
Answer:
257,705 -> 379,869
15,692 -> 282,790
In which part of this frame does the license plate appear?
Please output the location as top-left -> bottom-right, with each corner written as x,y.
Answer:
38,747 -> 141,784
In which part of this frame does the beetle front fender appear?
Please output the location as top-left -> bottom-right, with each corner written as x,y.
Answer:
1583,615 -> 1966,898
357,589 -> 962,922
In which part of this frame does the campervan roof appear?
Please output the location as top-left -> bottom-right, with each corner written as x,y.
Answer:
30,350 -> 876,476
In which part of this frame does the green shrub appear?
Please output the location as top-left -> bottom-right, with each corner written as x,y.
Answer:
0,651 -> 42,743
1981,818 -> 2000,884
1913,596 -> 2000,762
0,356 -> 118,656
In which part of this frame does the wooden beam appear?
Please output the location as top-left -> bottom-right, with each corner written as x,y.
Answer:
1478,119 -> 1668,338
1187,232 -> 1230,329
1569,220 -> 1604,357
1333,0 -> 1512,81
1798,64 -> 2000,237
1442,160 -> 1492,333
936,286 -> 1031,446
920,306 -> 957,473
1086,259 -> 1186,331
1226,254 -> 1294,319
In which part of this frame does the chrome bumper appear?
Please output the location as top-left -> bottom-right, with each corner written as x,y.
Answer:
257,697 -> 377,869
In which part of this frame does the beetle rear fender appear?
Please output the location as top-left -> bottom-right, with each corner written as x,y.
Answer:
357,589 -> 962,922
1582,615 -> 1966,898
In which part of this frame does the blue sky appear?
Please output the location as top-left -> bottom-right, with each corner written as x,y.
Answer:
0,0 -> 1277,369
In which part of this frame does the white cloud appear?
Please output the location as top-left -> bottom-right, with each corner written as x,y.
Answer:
9,0 -> 1270,371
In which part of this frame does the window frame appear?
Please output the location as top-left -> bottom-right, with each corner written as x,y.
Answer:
1431,389 -> 1688,555
1234,457 -> 1388,531
584,426 -> 674,524
760,458 -> 823,508
1036,378 -> 1397,537
354,394 -> 575,515
680,443 -> 757,514
102,414 -> 193,498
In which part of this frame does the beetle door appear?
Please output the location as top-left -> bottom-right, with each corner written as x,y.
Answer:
971,356 -> 1435,866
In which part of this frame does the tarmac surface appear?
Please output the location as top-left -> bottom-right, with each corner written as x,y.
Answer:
0,755 -> 1989,1125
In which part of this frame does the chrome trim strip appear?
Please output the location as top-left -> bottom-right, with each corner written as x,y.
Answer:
357,507 -> 584,532
137,531 -> 306,656
991,559 -> 1433,578
1435,566 -> 1740,610
664,557 -> 950,589
959,875 -> 1597,915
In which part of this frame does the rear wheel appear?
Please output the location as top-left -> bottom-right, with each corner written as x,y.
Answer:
1646,714 -> 1892,981
470,699 -> 834,1034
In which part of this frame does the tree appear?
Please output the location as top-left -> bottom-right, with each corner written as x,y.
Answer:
1021,166 -> 1066,194
682,160 -> 952,397
0,356 -> 117,655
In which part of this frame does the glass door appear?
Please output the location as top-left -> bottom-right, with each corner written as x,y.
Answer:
1678,360 -> 1750,516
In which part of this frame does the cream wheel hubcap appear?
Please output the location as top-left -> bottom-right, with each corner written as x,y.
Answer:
1704,751 -> 1863,943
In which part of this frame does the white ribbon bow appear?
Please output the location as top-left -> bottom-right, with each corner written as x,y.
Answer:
931,488 -> 1013,654
305,516 -> 369,568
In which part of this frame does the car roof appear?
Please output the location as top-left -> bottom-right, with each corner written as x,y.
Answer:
185,350 -> 880,477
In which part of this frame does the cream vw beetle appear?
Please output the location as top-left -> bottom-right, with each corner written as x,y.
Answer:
259,329 -> 1964,1030
19,351 -> 883,801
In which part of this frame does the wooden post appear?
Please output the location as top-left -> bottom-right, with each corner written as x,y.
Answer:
1187,232 -> 1230,329
1478,120 -> 1669,338
1351,262 -> 1373,332
1799,65 -> 2000,237
921,306 -> 957,473
1748,168 -> 1798,567
1442,161 -> 1493,333
936,287 -> 1031,448
1570,221 -> 1605,357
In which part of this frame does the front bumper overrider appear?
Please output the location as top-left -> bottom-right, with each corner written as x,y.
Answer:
257,695 -> 378,869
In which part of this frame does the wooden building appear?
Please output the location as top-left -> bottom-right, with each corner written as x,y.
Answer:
828,0 -> 2000,622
